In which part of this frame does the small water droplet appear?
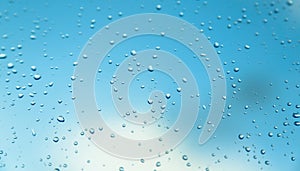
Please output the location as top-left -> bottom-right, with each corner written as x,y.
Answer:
128,67 -> 133,72
287,0 -> 293,6
57,116 -> 65,122
268,132 -> 273,137
91,19 -> 96,24
53,137 -> 59,143
245,147 -> 251,152
7,63 -> 14,69
30,35 -> 36,40
130,50 -> 137,56
214,42 -> 220,48
244,44 -> 250,49
234,67 -> 240,72
264,160 -> 270,165
179,12 -> 184,17
31,129 -> 36,136
165,93 -> 171,99
148,65 -> 154,72
33,74 -> 41,80
31,66 -> 37,71
0,53 -> 7,59
260,149 -> 266,155
89,128 -> 95,134
182,155 -> 188,160
238,134 -> 244,140
292,113 -> 300,118
18,94 -> 24,98
156,4 -> 162,10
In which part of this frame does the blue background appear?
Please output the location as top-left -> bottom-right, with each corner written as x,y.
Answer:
0,0 -> 299,170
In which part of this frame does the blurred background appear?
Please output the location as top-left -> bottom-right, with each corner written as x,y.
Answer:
0,0 -> 299,170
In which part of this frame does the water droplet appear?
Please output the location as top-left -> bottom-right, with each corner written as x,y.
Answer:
71,75 -> 76,81
238,134 -> 244,140
214,42 -> 220,48
0,53 -> 7,59
33,74 -> 41,80
31,66 -> 37,71
293,113 -> 300,118
182,155 -> 188,160
244,44 -> 250,49
109,40 -> 115,45
294,121 -> 300,126
140,159 -> 145,163
156,161 -> 161,167
156,4 -> 162,10
57,116 -> 65,122
179,12 -> 184,17
234,67 -> 240,72
31,129 -> 36,136
53,137 -> 59,143
130,50 -> 137,56
165,93 -> 171,99
268,132 -> 273,137
91,19 -> 96,24
30,35 -> 36,40
148,65 -> 154,72
7,63 -> 14,69
128,67 -> 133,72
73,141 -> 78,146
287,0 -> 293,6
265,160 -> 270,165
89,128 -> 95,134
